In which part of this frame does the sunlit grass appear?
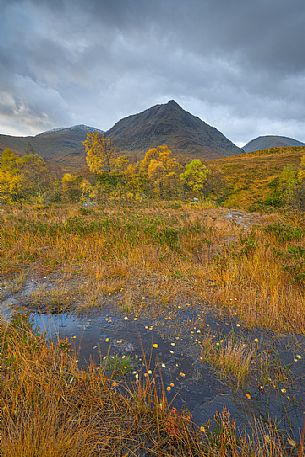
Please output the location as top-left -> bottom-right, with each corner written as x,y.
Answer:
200,334 -> 255,389
0,315 -> 297,456
0,202 -> 304,333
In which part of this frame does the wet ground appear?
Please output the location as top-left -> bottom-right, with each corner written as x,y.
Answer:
1,290 -> 304,439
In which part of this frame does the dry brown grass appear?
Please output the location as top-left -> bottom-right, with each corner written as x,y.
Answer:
0,315 -> 299,456
200,334 -> 255,388
0,315 -> 201,456
0,202 -> 304,333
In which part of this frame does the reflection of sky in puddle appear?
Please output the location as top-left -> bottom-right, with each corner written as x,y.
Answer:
27,310 -> 239,427
1,304 -> 304,437
30,311 -> 136,366
31,313 -> 98,341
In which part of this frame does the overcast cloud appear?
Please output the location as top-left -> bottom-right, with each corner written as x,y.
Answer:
1,0 -> 305,145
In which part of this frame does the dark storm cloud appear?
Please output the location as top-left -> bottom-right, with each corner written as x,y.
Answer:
0,0 -> 305,144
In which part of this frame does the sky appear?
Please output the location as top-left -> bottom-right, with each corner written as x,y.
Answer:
1,0 -> 305,146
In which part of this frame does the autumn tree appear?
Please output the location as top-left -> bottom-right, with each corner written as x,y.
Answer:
180,159 -> 209,196
124,162 -> 145,199
140,145 -> 182,198
0,148 -> 49,203
20,153 -> 49,198
61,173 -> 82,202
0,148 -> 23,202
80,179 -> 95,201
83,132 -> 115,175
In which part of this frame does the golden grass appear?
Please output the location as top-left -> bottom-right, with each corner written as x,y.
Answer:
0,315 -> 200,456
209,146 -> 305,209
0,202 -> 304,333
200,335 -> 255,389
0,315 -> 298,456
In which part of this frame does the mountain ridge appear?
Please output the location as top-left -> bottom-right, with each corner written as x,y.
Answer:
0,125 -> 103,167
0,101 -> 242,168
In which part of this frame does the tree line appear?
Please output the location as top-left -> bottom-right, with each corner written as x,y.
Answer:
0,132 -> 304,209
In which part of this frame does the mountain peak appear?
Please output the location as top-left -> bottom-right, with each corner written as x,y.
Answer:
161,100 -> 183,112
106,101 -> 241,159
41,124 -> 103,135
166,99 -> 180,107
70,124 -> 103,132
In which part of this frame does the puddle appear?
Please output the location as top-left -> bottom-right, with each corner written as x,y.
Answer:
1,301 -> 304,437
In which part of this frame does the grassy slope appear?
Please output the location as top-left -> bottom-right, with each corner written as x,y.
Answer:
208,146 -> 305,209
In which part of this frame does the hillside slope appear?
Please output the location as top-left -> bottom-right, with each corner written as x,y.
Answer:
209,146 -> 305,209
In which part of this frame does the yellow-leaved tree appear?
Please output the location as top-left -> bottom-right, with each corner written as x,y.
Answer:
83,133 -> 115,174
140,145 -> 181,198
0,149 -> 23,202
0,148 -> 49,203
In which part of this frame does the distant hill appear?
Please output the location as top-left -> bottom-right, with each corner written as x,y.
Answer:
244,135 -> 304,152
106,100 -> 242,160
0,125 -> 103,170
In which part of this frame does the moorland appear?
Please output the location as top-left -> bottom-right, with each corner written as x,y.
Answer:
0,133 -> 305,456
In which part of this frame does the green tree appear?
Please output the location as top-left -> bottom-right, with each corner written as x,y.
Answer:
180,159 -> 209,196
